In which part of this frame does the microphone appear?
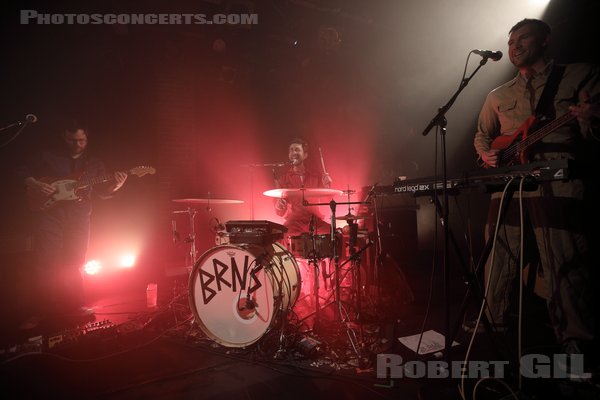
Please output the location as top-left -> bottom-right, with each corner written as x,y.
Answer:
239,294 -> 256,311
472,50 -> 503,61
245,295 -> 255,310
25,114 -> 38,123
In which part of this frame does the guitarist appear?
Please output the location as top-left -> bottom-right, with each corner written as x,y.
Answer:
18,120 -> 127,326
472,19 -> 599,362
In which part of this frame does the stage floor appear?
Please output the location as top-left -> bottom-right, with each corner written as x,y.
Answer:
1,259 -> 598,400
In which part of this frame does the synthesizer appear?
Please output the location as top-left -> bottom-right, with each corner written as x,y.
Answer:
377,159 -> 576,196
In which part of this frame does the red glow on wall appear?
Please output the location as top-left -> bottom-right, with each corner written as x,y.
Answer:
119,254 -> 136,268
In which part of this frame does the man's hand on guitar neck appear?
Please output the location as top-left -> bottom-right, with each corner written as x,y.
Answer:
480,149 -> 501,168
569,90 -> 600,130
24,177 -> 56,196
109,171 -> 128,192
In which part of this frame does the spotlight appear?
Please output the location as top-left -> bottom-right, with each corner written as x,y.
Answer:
84,260 -> 102,275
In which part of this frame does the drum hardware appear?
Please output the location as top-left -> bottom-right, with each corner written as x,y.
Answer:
301,195 -> 372,361
297,215 -> 330,330
172,196 -> 244,211
171,207 -> 199,270
171,197 -> 244,270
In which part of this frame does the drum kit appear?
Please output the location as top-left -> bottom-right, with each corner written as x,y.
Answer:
171,187 -> 376,351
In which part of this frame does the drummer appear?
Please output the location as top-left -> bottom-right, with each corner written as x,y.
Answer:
273,137 -> 333,237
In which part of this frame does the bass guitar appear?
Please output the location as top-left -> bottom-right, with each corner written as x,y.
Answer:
491,95 -> 598,166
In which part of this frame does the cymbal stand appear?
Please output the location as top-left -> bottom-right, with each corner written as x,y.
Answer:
369,188 -> 384,304
172,207 -> 198,271
337,221 -> 374,323
302,196 -> 369,314
309,215 -> 324,329
303,196 -> 370,363
296,216 -> 333,331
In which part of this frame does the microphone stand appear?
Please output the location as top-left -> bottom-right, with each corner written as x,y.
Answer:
240,162 -> 289,220
0,121 -> 25,132
420,56 -> 491,362
0,119 -> 33,148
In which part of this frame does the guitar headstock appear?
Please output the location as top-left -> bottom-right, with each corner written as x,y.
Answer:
129,166 -> 156,177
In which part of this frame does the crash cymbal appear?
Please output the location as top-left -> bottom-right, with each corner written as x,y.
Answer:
172,198 -> 244,204
335,213 -> 368,221
263,188 -> 343,199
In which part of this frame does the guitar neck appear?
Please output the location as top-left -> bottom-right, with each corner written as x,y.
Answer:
499,93 -> 600,166
500,111 -> 576,165
76,169 -> 130,189
517,93 -> 599,154
518,112 -> 576,151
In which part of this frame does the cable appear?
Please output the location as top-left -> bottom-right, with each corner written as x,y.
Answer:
459,177 -> 518,400
517,177 -> 526,391
173,338 -> 397,399
102,360 -> 237,397
1,312 -> 194,365
472,376 -> 520,400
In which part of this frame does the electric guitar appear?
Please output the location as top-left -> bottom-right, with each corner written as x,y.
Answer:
490,95 -> 598,166
29,166 -> 156,210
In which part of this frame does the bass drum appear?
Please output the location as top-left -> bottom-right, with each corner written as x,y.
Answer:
189,242 -> 301,348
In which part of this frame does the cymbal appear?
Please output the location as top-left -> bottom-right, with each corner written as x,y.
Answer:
263,188 -> 343,199
335,213 -> 368,221
172,198 -> 244,204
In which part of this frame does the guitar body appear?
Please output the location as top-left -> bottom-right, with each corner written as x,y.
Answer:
28,175 -> 84,211
490,115 -> 536,166
28,166 -> 156,211
43,178 -> 82,209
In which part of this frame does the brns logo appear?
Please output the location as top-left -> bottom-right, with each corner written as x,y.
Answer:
199,253 -> 262,305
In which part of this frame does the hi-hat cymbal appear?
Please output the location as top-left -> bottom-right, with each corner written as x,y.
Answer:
172,198 -> 244,204
335,213 -> 368,221
263,188 -> 343,199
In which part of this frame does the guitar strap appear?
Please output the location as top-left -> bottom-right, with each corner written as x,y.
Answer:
534,64 -> 566,121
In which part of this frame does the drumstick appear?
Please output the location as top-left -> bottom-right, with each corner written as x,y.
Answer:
318,147 -> 328,175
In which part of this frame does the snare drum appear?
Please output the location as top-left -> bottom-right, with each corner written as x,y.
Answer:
287,233 -> 341,259
189,242 -> 301,347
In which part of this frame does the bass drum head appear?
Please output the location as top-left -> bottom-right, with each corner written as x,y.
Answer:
189,243 -> 300,348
